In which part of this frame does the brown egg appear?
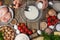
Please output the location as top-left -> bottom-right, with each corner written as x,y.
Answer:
11,32 -> 15,36
48,9 -> 56,16
7,36 -> 10,39
5,34 -> 9,37
11,36 -> 14,39
8,27 -> 11,31
2,29 -> 5,32
4,36 -> 7,40
8,31 -> 11,34
4,26 -> 8,29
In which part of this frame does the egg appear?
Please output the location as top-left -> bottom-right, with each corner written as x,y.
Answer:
16,30 -> 20,34
14,25 -> 18,30
36,0 -> 48,9
37,2 -> 43,9
37,30 -> 41,35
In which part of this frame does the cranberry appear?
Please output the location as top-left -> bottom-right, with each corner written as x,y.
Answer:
47,17 -> 51,22
20,29 -> 24,33
28,31 -> 33,35
18,26 -> 22,30
48,22 -> 52,26
20,23 -> 25,26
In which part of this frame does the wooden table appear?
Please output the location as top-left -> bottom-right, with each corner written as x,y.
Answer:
4,0 -> 60,40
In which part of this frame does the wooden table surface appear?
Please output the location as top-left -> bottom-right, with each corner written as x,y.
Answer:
4,0 -> 60,40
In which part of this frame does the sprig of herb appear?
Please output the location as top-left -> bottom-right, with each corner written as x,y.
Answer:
0,32 -> 4,40
42,31 -> 60,40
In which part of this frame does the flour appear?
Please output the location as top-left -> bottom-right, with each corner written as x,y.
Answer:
24,6 -> 39,20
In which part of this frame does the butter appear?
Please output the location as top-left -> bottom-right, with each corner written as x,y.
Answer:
32,36 -> 44,40
54,32 -> 60,36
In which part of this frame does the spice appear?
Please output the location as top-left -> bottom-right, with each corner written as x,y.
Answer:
48,9 -> 56,16
40,22 -> 47,30
10,19 -> 17,25
45,28 -> 52,35
30,33 -> 38,39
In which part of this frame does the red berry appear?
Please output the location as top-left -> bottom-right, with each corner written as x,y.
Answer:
25,28 -> 29,33
28,31 -> 33,35
20,23 -> 25,26
47,17 -> 51,22
48,22 -> 52,26
52,16 -> 56,20
23,26 -> 27,29
55,19 -> 58,23
18,25 -> 20,27
18,26 -> 22,30
20,29 -> 24,33
51,22 -> 55,25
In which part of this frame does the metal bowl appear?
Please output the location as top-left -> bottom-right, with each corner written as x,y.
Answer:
21,1 -> 42,22
0,5 -> 13,25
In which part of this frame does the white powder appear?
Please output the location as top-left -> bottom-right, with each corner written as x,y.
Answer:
15,34 -> 29,40
24,6 -> 39,20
